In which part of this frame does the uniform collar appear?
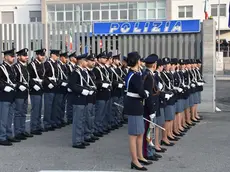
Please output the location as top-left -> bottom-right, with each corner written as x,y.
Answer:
19,61 -> 27,66
35,59 -> 42,64
77,65 -> 84,71
70,62 -> 75,66
3,61 -> 12,67
50,58 -> 55,63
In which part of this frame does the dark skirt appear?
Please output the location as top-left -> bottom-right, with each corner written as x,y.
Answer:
189,94 -> 194,107
197,92 -> 201,104
164,105 -> 175,121
184,97 -> 190,109
176,99 -> 184,113
127,115 -> 145,135
193,92 -> 199,104
156,108 -> 165,127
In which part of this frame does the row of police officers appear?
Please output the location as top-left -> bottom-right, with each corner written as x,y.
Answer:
0,48 -> 126,147
123,52 -> 204,170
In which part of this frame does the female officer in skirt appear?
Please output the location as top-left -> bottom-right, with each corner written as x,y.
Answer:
124,52 -> 152,171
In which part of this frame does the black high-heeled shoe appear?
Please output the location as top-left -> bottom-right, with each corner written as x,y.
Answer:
155,148 -> 165,153
138,159 -> 153,165
168,136 -> 179,141
161,140 -> 174,146
160,147 -> 167,151
131,162 -> 148,171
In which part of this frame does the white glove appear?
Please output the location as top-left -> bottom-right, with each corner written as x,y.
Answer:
118,83 -> 123,88
149,113 -> 156,120
33,85 -> 40,91
158,82 -> 163,90
67,88 -> 72,92
201,83 -> 204,86
102,83 -> 109,88
89,90 -> 94,95
4,86 -> 13,92
178,88 -> 183,92
144,90 -> 149,97
48,83 -> 54,89
19,85 -> 27,91
61,82 -> 68,87
191,83 -> 195,88
165,94 -> 170,100
81,89 -> 89,96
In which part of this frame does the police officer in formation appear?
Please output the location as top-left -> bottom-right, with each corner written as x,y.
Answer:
123,52 -> 205,170
0,47 -> 205,172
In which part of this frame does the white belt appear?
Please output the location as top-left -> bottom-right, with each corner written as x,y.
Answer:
48,77 -> 57,81
126,92 -> 141,98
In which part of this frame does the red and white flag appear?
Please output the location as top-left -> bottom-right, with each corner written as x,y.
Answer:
204,0 -> 209,19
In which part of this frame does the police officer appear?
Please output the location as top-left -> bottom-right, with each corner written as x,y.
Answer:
93,51 -> 111,137
110,53 -> 124,129
194,59 -> 204,120
66,51 -> 77,125
161,57 -> 176,146
103,52 -> 114,132
124,52 -> 152,170
84,54 -> 99,142
170,58 -> 185,137
0,48 -> 18,145
43,49 -> 60,130
53,52 -> 69,127
154,59 -> 167,152
28,48 -> 46,135
13,48 -> 33,140
69,53 -> 89,149
142,54 -> 161,161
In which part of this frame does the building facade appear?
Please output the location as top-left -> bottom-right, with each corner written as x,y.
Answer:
169,0 -> 230,39
0,0 -> 41,24
41,0 -> 168,24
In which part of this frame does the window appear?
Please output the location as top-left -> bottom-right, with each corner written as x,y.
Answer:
1,11 -> 14,23
111,11 -> 118,20
47,4 -> 55,11
101,3 -> 109,10
148,9 -> 155,19
57,12 -> 64,21
83,11 -> 91,21
110,3 -> 118,9
129,9 -> 137,20
93,11 -> 100,20
29,11 -> 41,22
56,4 -> 64,11
92,3 -> 100,10
83,4 -> 91,10
158,9 -> 166,19
120,10 -> 128,20
102,11 -> 109,20
178,6 -> 193,18
119,2 -> 127,9
211,4 -> 226,16
65,4 -> 73,11
66,11 -> 73,21
48,12 -> 55,22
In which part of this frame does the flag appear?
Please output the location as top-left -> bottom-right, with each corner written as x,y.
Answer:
146,126 -> 154,147
69,30 -> 73,51
228,3 -> 230,28
204,0 -> 209,19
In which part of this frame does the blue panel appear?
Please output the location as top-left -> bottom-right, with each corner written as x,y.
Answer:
93,20 -> 201,35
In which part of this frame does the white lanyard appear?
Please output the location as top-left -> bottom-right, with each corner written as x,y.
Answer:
0,65 -> 14,85
15,63 -> 28,84
58,64 -> 67,80
162,71 -> 173,89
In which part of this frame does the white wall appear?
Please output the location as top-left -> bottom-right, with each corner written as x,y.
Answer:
170,0 -> 230,30
0,0 -> 41,24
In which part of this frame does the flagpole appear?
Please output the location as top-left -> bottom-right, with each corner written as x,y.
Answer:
218,0 -> 220,54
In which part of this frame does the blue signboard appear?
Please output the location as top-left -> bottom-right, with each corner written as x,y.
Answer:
93,20 -> 200,35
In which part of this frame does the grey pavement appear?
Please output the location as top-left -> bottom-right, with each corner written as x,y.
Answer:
216,80 -> 230,111
1,112 -> 230,172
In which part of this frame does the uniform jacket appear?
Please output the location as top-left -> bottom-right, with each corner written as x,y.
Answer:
0,61 -> 16,102
27,59 -> 45,95
123,69 -> 148,116
14,61 -> 29,99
